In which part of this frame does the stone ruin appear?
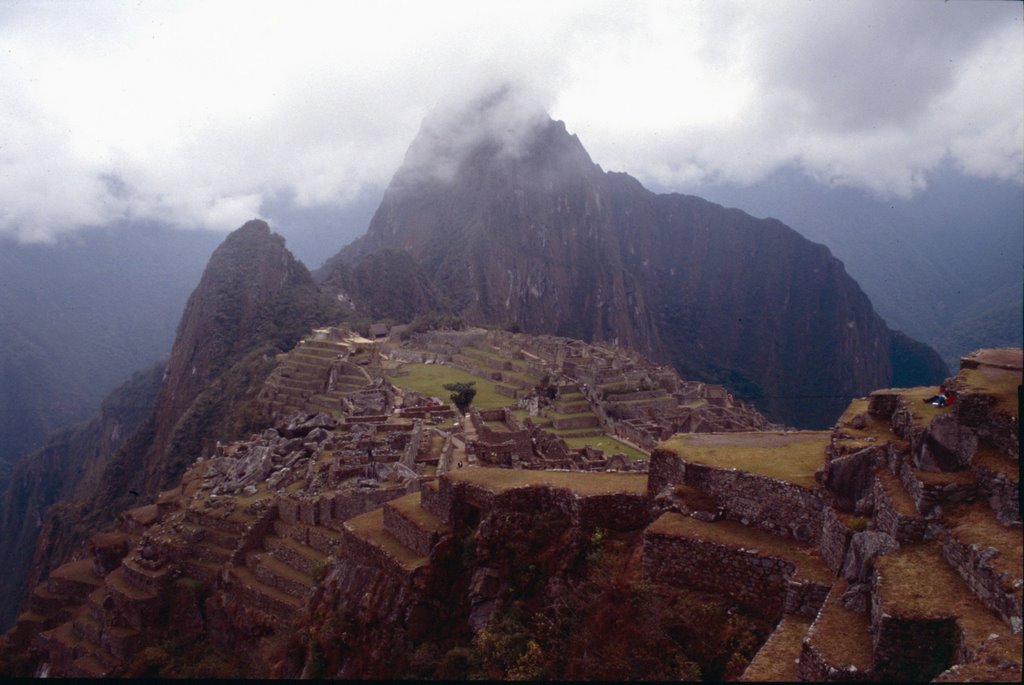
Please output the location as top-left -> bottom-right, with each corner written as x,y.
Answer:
6,342 -> 1018,681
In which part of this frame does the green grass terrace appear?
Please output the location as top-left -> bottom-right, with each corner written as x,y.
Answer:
562,435 -> 648,462
658,431 -> 830,489
386,362 -> 514,410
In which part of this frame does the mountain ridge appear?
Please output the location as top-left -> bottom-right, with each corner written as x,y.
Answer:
329,101 -> 947,427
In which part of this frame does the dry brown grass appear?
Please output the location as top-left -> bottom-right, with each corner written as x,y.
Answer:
970,442 -> 1018,482
808,580 -> 873,672
50,558 -> 102,585
961,364 -> 1021,415
911,466 -> 977,487
739,615 -> 812,681
875,468 -> 920,518
835,398 -> 893,446
647,512 -> 833,583
445,467 -> 647,496
660,432 -> 829,489
876,543 -> 1022,667
944,503 -> 1024,592
895,387 -> 953,426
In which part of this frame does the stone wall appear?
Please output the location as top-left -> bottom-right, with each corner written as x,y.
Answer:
972,461 -> 1020,525
642,519 -> 828,620
646,447 -> 690,495
382,505 -> 440,557
682,461 -> 825,543
819,506 -> 853,574
872,475 -> 929,544
339,521 -> 419,582
649,450 -> 825,542
821,445 -> 883,511
870,571 -> 961,680
942,531 -> 1022,633
329,487 -> 413,527
957,393 -> 1019,460
797,583 -> 873,681
896,463 -> 978,517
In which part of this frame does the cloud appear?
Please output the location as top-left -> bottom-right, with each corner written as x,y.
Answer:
0,0 -> 1020,241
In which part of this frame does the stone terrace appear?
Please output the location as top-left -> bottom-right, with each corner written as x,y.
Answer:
8,342 -> 1019,681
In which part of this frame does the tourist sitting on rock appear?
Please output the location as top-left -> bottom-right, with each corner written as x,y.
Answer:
923,386 -> 956,407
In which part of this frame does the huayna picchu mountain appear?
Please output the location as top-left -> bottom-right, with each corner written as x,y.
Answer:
329,91 -> 947,428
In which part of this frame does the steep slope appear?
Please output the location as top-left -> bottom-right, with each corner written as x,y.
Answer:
331,95 -> 946,427
8,220 -> 346,629
683,165 -> 1024,368
0,364 -> 164,631
320,248 -> 449,323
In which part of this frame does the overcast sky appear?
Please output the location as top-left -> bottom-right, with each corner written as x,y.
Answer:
1,0 -> 1021,242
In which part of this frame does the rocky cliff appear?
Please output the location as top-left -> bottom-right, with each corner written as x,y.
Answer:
0,364 -> 164,631
331,93 -> 947,427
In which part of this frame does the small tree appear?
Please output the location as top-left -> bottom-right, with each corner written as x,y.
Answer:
443,382 -> 477,414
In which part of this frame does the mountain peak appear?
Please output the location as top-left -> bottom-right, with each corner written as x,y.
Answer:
396,85 -> 591,187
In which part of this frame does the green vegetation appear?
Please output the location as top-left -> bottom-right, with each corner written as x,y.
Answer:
443,381 -> 477,414
447,528 -> 770,681
388,363 -> 511,409
561,435 -> 648,462
661,431 -> 828,489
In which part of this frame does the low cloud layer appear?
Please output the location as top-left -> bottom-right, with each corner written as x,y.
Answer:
1,0 -> 1020,242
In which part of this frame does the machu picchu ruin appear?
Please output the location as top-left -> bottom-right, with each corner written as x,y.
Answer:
1,331 -> 1019,681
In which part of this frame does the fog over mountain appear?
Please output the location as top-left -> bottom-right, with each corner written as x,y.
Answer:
0,1 -> 1019,242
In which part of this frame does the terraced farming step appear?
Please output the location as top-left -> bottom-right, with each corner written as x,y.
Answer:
264,534 -> 328,577
941,501 -> 1023,632
798,579 -> 874,681
342,508 -> 429,576
70,654 -> 113,679
46,559 -> 104,600
226,565 -> 301,626
30,584 -> 72,616
246,551 -> 314,599
643,512 -> 832,620
740,614 -> 812,682
871,543 -> 1022,681
382,493 -> 452,557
